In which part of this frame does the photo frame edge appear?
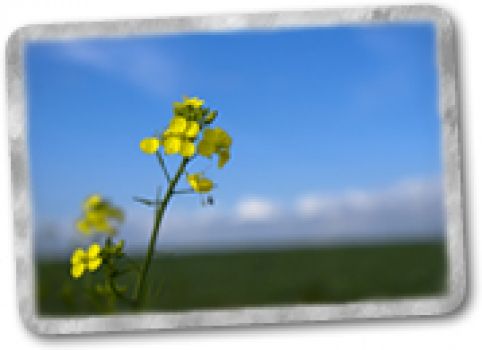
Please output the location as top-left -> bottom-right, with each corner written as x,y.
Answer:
6,5 -> 467,335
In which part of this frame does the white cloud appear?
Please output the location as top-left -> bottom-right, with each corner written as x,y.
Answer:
296,195 -> 332,217
295,177 -> 444,237
235,197 -> 279,222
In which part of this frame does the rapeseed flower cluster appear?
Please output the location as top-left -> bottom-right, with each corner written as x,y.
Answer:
139,96 -> 207,157
139,96 -> 230,162
75,194 -> 124,235
70,243 -> 102,278
139,96 -> 232,194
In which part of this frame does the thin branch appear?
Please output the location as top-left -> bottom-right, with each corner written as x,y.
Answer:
107,274 -> 137,306
133,196 -> 157,207
156,151 -> 171,182
133,196 -> 164,207
173,189 -> 196,195
134,157 -> 191,306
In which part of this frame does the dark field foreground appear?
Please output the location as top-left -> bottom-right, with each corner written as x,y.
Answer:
36,241 -> 447,316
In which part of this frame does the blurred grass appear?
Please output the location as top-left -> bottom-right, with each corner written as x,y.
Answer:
36,241 -> 447,316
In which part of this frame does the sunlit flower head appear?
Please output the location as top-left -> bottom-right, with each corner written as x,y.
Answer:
76,194 -> 124,235
187,173 -> 214,193
70,243 -> 103,279
139,96 -> 230,164
155,115 -> 200,157
197,127 -> 232,168
183,96 -> 204,108
139,137 -> 160,154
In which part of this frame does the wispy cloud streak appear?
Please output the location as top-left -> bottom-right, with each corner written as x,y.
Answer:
53,40 -> 179,96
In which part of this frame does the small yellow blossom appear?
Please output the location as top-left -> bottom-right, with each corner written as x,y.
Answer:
139,137 -> 160,154
83,194 -> 102,211
76,195 -> 124,235
159,115 -> 200,157
185,121 -> 200,138
76,219 -> 90,234
163,136 -> 182,154
169,117 -> 188,133
180,140 -> 196,157
70,243 -> 103,279
139,97 -> 227,163
183,96 -> 204,108
187,173 -> 214,193
197,127 -> 232,168
218,149 -> 230,168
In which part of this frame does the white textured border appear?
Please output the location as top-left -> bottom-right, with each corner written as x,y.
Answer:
6,5 -> 466,335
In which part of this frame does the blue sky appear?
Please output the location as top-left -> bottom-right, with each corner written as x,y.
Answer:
25,22 -> 444,253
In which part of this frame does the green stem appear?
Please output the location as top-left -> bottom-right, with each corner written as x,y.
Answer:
107,273 -> 136,306
134,157 -> 190,306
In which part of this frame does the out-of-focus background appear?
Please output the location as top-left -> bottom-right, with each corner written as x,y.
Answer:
25,22 -> 448,314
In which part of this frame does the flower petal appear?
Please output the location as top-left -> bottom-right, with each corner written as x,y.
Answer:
214,127 -> 232,148
88,243 -> 101,258
139,137 -> 160,154
83,194 -> 102,211
71,263 -> 85,279
187,173 -> 213,193
87,257 -> 102,272
169,117 -> 187,133
92,218 -> 115,234
202,128 -> 217,143
180,141 -> 195,157
197,139 -> 215,157
187,173 -> 200,192
163,136 -> 181,155
197,178 -> 213,193
71,248 -> 86,265
185,121 -> 200,138
107,207 -> 124,221
183,96 -> 204,108
76,219 -> 91,234
217,149 -> 230,168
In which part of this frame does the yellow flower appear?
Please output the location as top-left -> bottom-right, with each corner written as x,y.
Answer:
83,194 -> 102,211
139,137 -> 160,154
218,149 -> 230,168
76,195 -> 124,235
187,173 -> 214,193
160,115 -> 200,157
180,140 -> 196,157
197,139 -> 215,156
142,97 -> 225,161
183,96 -> 204,108
70,243 -> 103,279
164,136 -> 182,154
76,218 -> 91,234
197,127 -> 232,168
169,117 -> 187,133
185,121 -> 200,138
76,216 -> 116,235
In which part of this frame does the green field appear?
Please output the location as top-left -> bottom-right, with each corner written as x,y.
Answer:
36,241 -> 447,316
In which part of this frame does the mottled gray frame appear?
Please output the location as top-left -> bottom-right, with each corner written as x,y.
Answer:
6,5 -> 466,335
